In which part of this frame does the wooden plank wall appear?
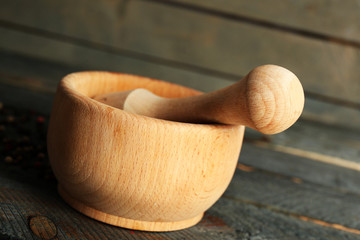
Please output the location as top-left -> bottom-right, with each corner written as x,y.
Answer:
0,0 -> 359,130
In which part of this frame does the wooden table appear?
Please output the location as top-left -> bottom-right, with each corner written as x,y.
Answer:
1,99 -> 360,240
1,1 -> 360,238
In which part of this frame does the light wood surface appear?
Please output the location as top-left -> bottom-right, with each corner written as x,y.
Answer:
94,65 -> 304,135
47,71 -> 245,231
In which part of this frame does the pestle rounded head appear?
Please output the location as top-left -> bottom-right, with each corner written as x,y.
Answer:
244,65 -> 304,134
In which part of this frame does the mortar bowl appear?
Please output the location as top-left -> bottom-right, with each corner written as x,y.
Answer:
47,72 -> 245,231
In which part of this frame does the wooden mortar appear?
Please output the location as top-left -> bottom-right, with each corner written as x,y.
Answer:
47,72 -> 244,231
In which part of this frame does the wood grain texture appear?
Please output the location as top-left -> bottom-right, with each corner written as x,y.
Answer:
1,0 -> 360,104
302,97 -> 360,131
1,164 -> 360,240
212,197 -> 360,240
246,119 -> 360,164
28,216 -> 57,240
0,175 -> 239,239
169,0 -> 360,43
226,168 -> 360,230
95,65 -> 304,134
240,142 -> 360,195
47,71 -> 245,231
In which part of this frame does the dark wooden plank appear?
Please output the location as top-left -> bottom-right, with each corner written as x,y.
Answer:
0,28 -> 233,93
1,0 -> 360,104
2,159 -> 360,240
0,51 -> 79,94
245,119 -> 360,164
303,97 -> 360,131
0,181 -> 239,240
2,175 -> 360,240
0,83 -> 54,114
2,156 -> 360,240
226,167 -> 360,230
0,50 -> 82,114
211,197 -> 360,240
240,141 -> 360,195
169,0 -> 360,43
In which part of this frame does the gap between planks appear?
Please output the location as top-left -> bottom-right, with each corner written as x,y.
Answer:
247,140 -> 360,172
305,91 -> 360,111
236,164 -> 303,185
232,165 -> 360,235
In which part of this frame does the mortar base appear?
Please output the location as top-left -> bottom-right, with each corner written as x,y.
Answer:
58,184 -> 203,232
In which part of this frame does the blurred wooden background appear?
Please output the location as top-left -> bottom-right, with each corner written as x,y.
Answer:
1,1 -> 360,239
0,0 -> 360,130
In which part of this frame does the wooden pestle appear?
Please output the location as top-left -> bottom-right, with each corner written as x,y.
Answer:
93,65 -> 304,135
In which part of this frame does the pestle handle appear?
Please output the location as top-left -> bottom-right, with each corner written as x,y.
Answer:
94,65 -> 304,135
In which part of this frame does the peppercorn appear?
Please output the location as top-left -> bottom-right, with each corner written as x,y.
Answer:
7,115 -> 15,123
4,156 -> 13,163
0,103 -> 56,182
36,116 -> 45,124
